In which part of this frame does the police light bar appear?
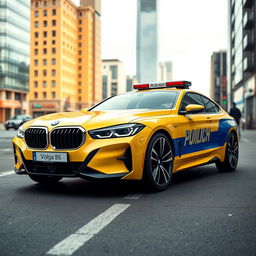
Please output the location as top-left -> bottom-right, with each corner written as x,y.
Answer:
133,81 -> 191,90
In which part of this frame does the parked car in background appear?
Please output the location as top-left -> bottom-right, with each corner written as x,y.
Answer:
5,115 -> 32,130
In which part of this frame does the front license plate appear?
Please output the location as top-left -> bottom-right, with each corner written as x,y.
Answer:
33,152 -> 68,163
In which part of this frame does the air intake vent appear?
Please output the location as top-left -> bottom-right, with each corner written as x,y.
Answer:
25,127 -> 48,149
50,127 -> 85,149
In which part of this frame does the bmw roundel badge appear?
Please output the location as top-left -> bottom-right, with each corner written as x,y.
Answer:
51,120 -> 60,126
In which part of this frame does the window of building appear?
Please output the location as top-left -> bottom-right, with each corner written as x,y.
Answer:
14,93 -> 21,101
78,81 -> 82,86
79,27 -> 82,32
43,48 -> 47,54
52,20 -> 56,26
79,50 -> 82,55
34,81 -> 38,87
43,20 -> 47,27
52,58 -> 56,65
34,92 -> 38,99
52,80 -> 56,87
52,30 -> 56,37
35,41 -> 38,46
43,31 -> 47,37
35,11 -> 39,17
34,49 -> 38,55
80,12 -> 82,16
52,48 -> 56,54
52,0 -> 56,6
79,66 -> 82,70
34,32 -> 38,38
43,70 -> 47,76
78,96 -> 82,101
79,35 -> 82,40
52,92 -> 56,99
35,1 -> 39,7
52,40 -> 56,45
34,70 -> 38,76
5,91 -> 11,99
44,1 -> 47,7
79,20 -> 82,24
52,69 -> 56,76
43,10 -> 47,16
34,59 -> 38,66
34,21 -> 38,28
43,81 -> 47,87
78,89 -> 82,94
43,40 -> 47,45
43,59 -> 47,65
78,58 -> 82,63
110,65 -> 118,79
79,42 -> 82,47
52,9 -> 56,15
43,92 -> 47,99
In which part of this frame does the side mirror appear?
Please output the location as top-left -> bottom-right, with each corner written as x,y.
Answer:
180,104 -> 204,115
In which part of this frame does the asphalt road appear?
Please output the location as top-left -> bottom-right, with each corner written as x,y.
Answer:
0,130 -> 256,256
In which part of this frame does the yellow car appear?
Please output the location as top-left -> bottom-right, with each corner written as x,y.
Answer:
13,81 -> 239,191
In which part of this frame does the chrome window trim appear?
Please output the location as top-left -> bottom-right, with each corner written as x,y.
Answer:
49,126 -> 86,150
24,126 -> 49,150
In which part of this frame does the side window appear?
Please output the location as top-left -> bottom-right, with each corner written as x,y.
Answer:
201,95 -> 219,113
180,93 -> 204,112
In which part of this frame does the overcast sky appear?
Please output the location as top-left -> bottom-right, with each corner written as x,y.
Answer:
75,0 -> 228,95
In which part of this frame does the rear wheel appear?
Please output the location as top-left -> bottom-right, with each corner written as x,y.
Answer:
28,174 -> 62,184
216,132 -> 238,172
143,133 -> 173,191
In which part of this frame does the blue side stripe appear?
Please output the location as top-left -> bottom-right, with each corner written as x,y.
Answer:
173,119 -> 236,157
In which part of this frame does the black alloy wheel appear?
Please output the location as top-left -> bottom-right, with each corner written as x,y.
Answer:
28,174 -> 63,184
216,132 -> 239,172
144,133 -> 173,191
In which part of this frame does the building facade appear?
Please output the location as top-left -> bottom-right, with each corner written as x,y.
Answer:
29,0 -> 101,117
228,0 -> 256,128
210,51 -> 227,111
159,61 -> 172,81
136,0 -> 158,83
102,59 -> 125,99
126,75 -> 138,92
0,0 -> 30,123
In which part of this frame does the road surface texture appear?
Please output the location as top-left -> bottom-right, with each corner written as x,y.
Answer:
0,130 -> 255,256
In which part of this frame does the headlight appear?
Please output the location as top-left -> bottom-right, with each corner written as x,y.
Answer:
17,126 -> 25,139
89,123 -> 145,139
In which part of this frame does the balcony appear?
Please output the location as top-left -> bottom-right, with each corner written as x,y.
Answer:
243,11 -> 254,29
243,0 -> 253,8
243,33 -> 254,51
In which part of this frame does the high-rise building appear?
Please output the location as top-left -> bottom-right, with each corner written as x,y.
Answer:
210,51 -> 227,110
228,0 -> 256,128
29,0 -> 101,117
159,61 -> 172,81
126,75 -> 138,92
102,59 -> 125,98
136,0 -> 158,83
0,0 -> 30,123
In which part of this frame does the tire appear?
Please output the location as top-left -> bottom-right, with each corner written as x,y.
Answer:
28,174 -> 62,184
5,127 -> 9,130
216,132 -> 239,172
143,133 -> 174,191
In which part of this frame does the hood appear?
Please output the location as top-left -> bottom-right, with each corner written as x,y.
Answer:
22,109 -> 173,130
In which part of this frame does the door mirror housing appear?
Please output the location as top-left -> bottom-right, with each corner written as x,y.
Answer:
180,104 -> 204,115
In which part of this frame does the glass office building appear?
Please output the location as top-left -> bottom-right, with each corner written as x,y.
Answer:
136,0 -> 158,83
0,0 -> 30,122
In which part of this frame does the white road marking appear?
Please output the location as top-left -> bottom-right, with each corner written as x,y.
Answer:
47,203 -> 130,256
0,171 -> 14,177
1,148 -> 12,152
124,193 -> 143,200
241,138 -> 249,143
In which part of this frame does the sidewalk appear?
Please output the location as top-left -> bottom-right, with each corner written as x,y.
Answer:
0,123 -> 4,131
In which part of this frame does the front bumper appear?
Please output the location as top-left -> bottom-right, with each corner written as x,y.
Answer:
12,126 -> 152,180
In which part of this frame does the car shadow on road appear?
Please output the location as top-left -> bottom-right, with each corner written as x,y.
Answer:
14,164 -> 236,198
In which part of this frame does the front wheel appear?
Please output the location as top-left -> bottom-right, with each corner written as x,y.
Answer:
28,174 -> 62,184
216,132 -> 239,172
143,133 -> 173,191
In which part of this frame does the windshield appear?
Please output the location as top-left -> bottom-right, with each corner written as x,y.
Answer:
91,91 -> 179,111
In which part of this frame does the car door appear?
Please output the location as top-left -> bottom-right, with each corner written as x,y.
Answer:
173,92 -> 212,166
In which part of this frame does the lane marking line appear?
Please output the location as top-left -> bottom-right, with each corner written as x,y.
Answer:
1,148 -> 12,152
241,138 -> 249,143
124,193 -> 143,200
47,203 -> 130,256
0,171 -> 14,177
